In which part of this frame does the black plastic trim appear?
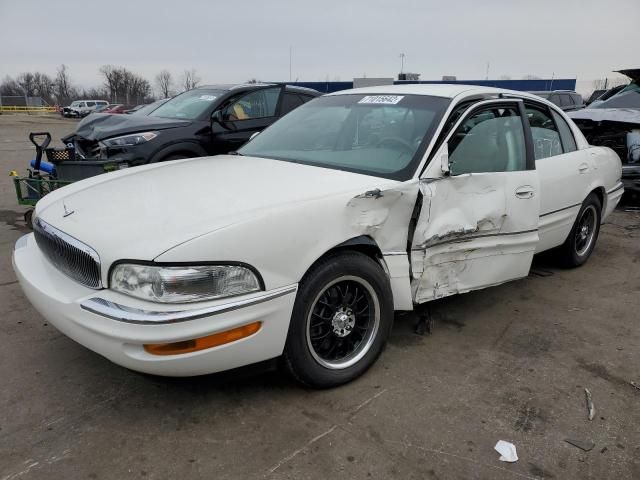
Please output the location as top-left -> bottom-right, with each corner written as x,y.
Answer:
540,202 -> 582,217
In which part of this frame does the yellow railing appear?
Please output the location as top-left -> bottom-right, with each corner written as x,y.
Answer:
0,106 -> 57,113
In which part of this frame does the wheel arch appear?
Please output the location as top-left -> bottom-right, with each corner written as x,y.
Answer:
301,235 -> 413,311
149,142 -> 208,163
587,185 -> 606,217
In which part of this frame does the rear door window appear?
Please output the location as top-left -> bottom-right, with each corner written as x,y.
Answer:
560,95 -> 573,108
548,95 -> 561,107
525,105 -> 563,159
551,110 -> 577,153
279,92 -> 304,115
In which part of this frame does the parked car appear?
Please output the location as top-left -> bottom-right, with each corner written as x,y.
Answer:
62,100 -> 109,118
63,83 -> 320,164
103,104 -> 135,114
569,69 -> 640,195
530,90 -> 584,111
586,85 -> 626,106
14,84 -> 622,387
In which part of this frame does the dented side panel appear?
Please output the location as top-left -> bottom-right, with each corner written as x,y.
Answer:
346,182 -> 420,309
346,182 -> 419,253
410,171 -> 540,303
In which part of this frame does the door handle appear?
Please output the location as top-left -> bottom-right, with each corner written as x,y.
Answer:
579,163 -> 589,173
515,186 -> 535,199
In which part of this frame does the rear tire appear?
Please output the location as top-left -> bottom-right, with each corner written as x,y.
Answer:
556,193 -> 601,267
283,252 -> 394,388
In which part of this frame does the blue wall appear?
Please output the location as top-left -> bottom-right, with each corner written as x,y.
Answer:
281,78 -> 576,93
396,78 -> 576,91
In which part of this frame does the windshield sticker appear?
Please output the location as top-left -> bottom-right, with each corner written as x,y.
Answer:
358,95 -> 404,105
199,95 -> 217,101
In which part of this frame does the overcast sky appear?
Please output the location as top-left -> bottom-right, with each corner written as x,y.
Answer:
1,0 -> 638,91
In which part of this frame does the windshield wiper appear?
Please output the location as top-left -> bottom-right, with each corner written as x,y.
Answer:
228,151 -> 243,156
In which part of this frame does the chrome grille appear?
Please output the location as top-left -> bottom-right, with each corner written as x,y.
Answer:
33,218 -> 102,289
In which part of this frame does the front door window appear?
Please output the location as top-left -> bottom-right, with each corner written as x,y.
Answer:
223,87 -> 281,121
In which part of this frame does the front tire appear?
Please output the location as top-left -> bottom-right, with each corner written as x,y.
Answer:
557,193 -> 602,267
283,252 -> 394,388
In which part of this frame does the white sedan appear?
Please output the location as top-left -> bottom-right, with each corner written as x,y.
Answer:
13,85 -> 623,388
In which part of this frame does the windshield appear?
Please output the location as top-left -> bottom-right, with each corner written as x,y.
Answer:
238,94 -> 450,180
149,89 -> 224,119
132,100 -> 167,116
595,81 -> 640,109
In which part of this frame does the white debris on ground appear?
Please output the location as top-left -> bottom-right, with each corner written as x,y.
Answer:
494,440 -> 518,463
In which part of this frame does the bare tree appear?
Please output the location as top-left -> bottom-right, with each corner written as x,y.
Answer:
16,72 -> 37,96
55,64 -> 73,105
498,74 -> 512,80
592,77 -> 629,91
181,68 -> 201,91
99,65 -> 152,104
522,74 -> 542,80
0,75 -> 22,96
155,70 -> 173,98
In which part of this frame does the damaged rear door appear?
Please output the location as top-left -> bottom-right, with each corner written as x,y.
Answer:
411,99 -> 540,303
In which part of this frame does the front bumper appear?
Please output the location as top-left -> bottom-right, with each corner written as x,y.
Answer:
13,234 -> 297,376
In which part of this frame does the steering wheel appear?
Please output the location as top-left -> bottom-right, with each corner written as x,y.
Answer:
376,136 -> 414,153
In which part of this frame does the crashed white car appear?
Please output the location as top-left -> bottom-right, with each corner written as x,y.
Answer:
13,85 -> 623,388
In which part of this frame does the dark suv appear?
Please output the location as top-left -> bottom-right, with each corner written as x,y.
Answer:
529,90 -> 584,112
63,84 -> 320,164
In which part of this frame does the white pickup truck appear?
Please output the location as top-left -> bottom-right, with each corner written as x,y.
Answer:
62,100 -> 108,118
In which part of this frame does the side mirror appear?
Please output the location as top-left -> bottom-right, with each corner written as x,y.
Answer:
211,110 -> 223,125
440,144 -> 450,174
249,131 -> 260,141
211,109 -> 234,131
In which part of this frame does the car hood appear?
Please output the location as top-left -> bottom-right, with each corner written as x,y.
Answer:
73,113 -> 191,141
569,108 -> 640,125
35,155 -> 397,265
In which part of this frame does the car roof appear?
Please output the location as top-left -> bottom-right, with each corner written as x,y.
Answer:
196,83 -> 276,91
529,90 -> 577,94
284,85 -> 321,96
327,83 -> 553,102
195,83 -> 320,96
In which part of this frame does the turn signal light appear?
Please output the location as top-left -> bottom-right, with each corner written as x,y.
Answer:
144,322 -> 262,356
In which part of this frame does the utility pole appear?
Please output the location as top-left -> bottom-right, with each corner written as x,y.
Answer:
399,53 -> 406,74
289,46 -> 292,82
485,61 -> 490,81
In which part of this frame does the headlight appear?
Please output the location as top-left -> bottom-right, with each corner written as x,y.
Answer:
110,263 -> 262,303
103,132 -> 157,147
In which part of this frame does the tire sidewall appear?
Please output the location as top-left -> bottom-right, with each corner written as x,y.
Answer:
566,194 -> 602,266
284,252 -> 394,388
